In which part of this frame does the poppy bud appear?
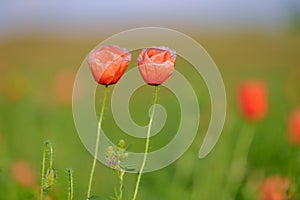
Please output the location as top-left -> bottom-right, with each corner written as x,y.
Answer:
44,168 -> 56,190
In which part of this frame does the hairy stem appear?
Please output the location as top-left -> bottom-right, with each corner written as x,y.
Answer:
86,85 -> 108,199
132,85 -> 159,200
67,168 -> 74,200
118,170 -> 125,200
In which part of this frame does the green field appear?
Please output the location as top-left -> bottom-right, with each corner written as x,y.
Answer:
0,32 -> 300,199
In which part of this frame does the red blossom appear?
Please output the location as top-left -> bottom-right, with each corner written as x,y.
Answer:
52,70 -> 76,104
88,45 -> 131,85
259,176 -> 290,200
288,108 -> 300,145
137,46 -> 176,85
10,160 -> 36,188
237,81 -> 268,121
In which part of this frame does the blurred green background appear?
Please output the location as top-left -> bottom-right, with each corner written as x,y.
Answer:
0,1 -> 300,199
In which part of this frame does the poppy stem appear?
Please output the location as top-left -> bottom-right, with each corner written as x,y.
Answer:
132,85 -> 159,200
40,141 -> 53,200
118,169 -> 125,200
49,143 -> 53,169
221,122 -> 255,200
67,168 -> 74,200
86,85 -> 108,199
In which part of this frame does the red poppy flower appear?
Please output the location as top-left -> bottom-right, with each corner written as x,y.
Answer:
288,108 -> 300,145
10,160 -> 36,188
88,45 -> 131,85
137,46 -> 176,85
237,81 -> 268,121
52,70 -> 76,104
259,176 -> 290,200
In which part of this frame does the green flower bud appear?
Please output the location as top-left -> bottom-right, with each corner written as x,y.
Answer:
43,168 -> 56,190
118,139 -> 125,150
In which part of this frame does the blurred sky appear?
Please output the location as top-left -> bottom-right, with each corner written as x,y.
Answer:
0,0 -> 300,40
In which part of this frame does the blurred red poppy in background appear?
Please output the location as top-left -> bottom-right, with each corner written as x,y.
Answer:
10,160 -> 36,188
237,81 -> 268,122
288,108 -> 300,145
52,70 -> 76,105
259,176 -> 290,200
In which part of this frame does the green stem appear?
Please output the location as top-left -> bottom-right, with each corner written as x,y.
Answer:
67,168 -> 74,200
40,141 -> 53,200
132,85 -> 159,200
49,143 -> 53,169
118,170 -> 125,200
295,149 -> 300,192
40,144 -> 46,200
86,85 -> 108,199
222,122 -> 255,200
